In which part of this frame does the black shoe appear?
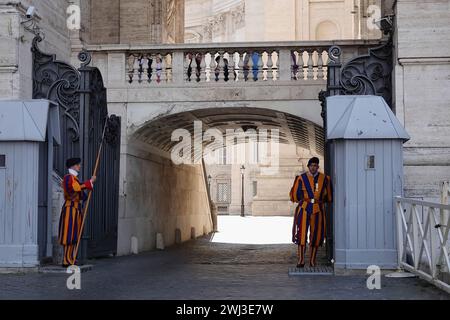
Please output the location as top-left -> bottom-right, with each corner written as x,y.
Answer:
62,263 -> 69,268
296,262 -> 305,268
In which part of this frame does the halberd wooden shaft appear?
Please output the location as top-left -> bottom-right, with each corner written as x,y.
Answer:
71,119 -> 108,266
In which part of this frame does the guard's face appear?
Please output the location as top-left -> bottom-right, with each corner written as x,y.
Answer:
308,163 -> 319,175
73,164 -> 81,172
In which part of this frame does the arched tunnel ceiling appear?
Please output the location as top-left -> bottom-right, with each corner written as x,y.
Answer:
132,107 -> 324,158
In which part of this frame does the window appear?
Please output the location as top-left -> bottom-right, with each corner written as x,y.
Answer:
252,181 -> 257,197
217,182 -> 230,203
0,155 -> 5,167
366,155 -> 375,170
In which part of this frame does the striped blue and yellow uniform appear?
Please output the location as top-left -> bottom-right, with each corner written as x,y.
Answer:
289,172 -> 332,247
58,174 -> 93,265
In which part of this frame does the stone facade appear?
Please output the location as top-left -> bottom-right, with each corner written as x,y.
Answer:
0,0 -> 71,99
394,0 -> 450,201
185,0 -> 246,42
250,144 -> 312,217
118,142 -> 213,255
87,0 -> 185,45
185,0 -> 382,43
206,143 -> 323,216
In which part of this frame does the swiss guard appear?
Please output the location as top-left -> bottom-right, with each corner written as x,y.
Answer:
289,157 -> 332,268
58,157 -> 96,267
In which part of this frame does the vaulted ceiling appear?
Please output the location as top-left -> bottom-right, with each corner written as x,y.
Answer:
132,107 -> 324,158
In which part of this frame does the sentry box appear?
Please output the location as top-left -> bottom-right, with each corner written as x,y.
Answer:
326,95 -> 410,271
0,100 -> 60,268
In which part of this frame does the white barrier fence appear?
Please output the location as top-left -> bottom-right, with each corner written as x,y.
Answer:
395,196 -> 450,293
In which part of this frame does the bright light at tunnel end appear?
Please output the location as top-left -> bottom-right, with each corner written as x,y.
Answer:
170,120 -> 280,174
211,216 -> 293,245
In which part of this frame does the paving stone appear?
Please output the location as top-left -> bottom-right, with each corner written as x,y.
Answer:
0,236 -> 449,300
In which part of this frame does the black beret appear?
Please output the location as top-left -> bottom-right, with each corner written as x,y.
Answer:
66,157 -> 81,168
307,157 -> 320,167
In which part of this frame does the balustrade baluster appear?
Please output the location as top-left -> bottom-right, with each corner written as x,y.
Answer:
307,50 -> 314,80
134,55 -> 141,83
298,51 -> 305,80
147,54 -> 153,83
210,52 -> 218,82
218,51 -> 225,82
155,54 -> 163,83
291,51 -> 299,80
165,53 -> 173,83
139,55 -> 148,84
237,52 -> 244,82
266,51 -> 273,81
228,52 -> 236,82
127,54 -> 136,83
234,52 -> 240,81
195,53 -> 202,82
137,56 -> 142,83
321,50 -> 328,80
223,52 -> 230,82
186,53 -> 193,82
256,52 -> 263,81
317,50 -> 324,80
247,52 -> 254,81
272,51 -> 278,81
200,52 -> 207,82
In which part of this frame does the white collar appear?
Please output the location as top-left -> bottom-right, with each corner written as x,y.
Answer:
307,171 -> 319,178
68,168 -> 79,177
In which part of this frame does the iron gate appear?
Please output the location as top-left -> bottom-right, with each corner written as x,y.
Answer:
32,35 -> 121,259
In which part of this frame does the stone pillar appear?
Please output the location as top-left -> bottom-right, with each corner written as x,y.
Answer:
89,0 -> 120,44
88,0 -> 185,45
162,0 -> 185,44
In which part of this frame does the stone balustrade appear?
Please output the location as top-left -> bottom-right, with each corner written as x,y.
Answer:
85,40 -> 381,87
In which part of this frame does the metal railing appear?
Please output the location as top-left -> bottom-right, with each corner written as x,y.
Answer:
395,196 -> 450,293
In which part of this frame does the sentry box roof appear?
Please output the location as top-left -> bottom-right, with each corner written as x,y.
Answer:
0,99 -> 60,144
326,95 -> 410,141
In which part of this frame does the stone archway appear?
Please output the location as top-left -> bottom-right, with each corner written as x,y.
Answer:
118,106 -> 327,260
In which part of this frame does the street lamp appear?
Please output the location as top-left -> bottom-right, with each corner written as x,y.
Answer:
240,165 -> 245,217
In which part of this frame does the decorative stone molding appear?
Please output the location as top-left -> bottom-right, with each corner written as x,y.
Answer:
231,2 -> 245,29
196,1 -> 245,41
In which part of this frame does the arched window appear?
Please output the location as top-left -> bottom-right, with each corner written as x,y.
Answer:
315,21 -> 340,40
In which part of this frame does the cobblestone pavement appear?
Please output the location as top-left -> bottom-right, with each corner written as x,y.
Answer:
0,236 -> 449,300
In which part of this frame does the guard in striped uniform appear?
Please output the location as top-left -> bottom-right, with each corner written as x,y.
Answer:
289,157 -> 332,268
58,157 -> 96,267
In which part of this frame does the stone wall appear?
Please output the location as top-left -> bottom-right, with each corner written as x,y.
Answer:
395,0 -> 450,200
88,0 -> 185,45
117,139 -> 213,255
88,0 -> 120,44
251,144 -> 313,216
0,0 -> 71,99
107,100 -> 212,256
